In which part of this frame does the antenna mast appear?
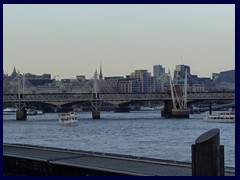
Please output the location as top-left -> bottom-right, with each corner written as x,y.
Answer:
180,56 -> 184,64
184,69 -> 188,109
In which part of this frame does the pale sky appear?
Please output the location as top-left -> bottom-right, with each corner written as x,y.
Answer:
3,4 -> 235,79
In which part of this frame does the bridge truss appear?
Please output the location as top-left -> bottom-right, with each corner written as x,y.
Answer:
3,92 -> 235,105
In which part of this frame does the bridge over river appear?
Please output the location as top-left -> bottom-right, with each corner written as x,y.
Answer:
3,91 -> 235,104
3,91 -> 235,120
3,71 -> 235,120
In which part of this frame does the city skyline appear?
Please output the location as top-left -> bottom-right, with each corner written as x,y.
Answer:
4,63 -> 234,80
3,4 -> 235,79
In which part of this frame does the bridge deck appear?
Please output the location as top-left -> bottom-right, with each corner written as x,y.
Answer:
3,92 -> 235,104
3,144 -> 235,176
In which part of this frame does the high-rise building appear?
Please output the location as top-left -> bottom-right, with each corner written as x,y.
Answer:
130,70 -> 151,93
174,65 -> 190,80
153,65 -> 165,77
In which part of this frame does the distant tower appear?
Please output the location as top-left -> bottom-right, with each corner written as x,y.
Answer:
99,62 -> 103,80
10,66 -> 18,78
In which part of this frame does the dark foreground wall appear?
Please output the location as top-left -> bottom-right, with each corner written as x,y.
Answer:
3,144 -> 235,176
4,156 -> 123,176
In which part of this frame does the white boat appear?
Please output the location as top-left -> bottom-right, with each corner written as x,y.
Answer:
3,107 -> 18,115
140,106 -> 155,111
58,111 -> 78,125
36,110 -> 44,115
154,106 -> 164,110
26,109 -> 37,116
204,111 -> 235,123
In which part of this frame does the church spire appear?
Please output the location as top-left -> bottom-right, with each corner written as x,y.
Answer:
10,66 -> 18,78
99,62 -> 103,80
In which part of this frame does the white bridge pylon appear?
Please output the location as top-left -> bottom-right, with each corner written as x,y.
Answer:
16,72 -> 26,111
168,69 -> 188,110
91,70 -> 102,110
13,72 -> 49,108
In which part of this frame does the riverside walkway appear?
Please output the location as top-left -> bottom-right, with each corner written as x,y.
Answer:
3,143 -> 235,176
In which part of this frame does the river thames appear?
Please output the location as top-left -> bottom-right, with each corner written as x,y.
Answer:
3,110 -> 235,167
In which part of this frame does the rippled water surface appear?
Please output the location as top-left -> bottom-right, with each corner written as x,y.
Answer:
3,111 -> 235,167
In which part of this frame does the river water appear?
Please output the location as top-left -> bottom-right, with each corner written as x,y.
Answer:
3,111 -> 235,167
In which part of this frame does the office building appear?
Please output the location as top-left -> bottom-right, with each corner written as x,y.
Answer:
130,70 -> 151,93
153,65 -> 165,77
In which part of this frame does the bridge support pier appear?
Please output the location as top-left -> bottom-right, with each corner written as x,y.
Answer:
92,109 -> 100,119
16,109 -> 27,121
161,100 -> 173,118
15,102 -> 27,121
161,100 -> 190,118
